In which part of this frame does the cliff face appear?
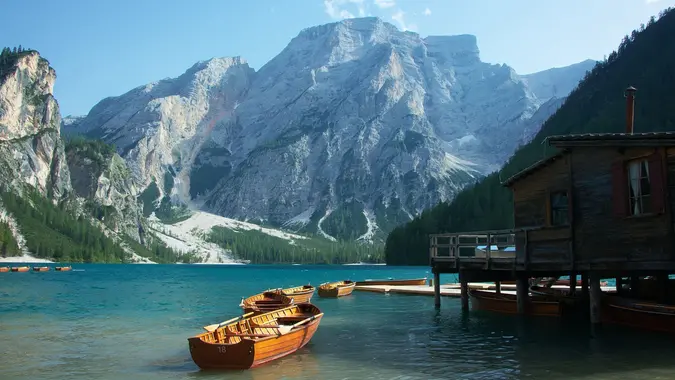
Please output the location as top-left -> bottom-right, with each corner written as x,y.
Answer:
0,51 -> 71,199
65,140 -> 143,240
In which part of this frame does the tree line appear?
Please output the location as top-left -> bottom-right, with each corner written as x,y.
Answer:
208,226 -> 384,264
385,6 -> 675,265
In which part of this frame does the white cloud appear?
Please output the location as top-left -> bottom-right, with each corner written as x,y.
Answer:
423,7 -> 431,16
374,0 -> 396,8
324,0 -> 367,19
391,9 -> 417,32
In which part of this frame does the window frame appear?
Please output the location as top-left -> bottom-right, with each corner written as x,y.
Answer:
626,158 -> 652,216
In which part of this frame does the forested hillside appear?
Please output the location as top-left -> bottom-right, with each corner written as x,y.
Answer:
385,6 -> 675,265
208,227 -> 383,264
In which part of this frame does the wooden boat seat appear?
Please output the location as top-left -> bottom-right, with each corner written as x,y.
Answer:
276,316 -> 306,325
254,300 -> 285,305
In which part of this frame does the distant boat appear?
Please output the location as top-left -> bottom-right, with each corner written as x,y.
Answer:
318,280 -> 356,298
468,289 -> 562,317
601,294 -> 675,333
55,266 -> 72,271
11,266 -> 30,272
188,304 -> 324,370
0,266 -> 9,273
32,266 -> 49,272
354,277 -> 428,286
240,291 -> 295,315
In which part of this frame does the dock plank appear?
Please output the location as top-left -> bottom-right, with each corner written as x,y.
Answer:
353,283 -> 616,298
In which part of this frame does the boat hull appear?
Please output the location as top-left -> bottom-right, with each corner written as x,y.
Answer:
354,278 -> 427,286
278,285 -> 315,304
469,289 -> 562,317
188,304 -> 323,370
32,266 -> 49,272
55,266 -> 72,271
11,266 -> 30,272
0,267 -> 9,273
601,295 -> 675,333
318,281 -> 355,298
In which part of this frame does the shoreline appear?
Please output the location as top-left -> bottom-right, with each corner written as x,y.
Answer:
0,255 -> 53,263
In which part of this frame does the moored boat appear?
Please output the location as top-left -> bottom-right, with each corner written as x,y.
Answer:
317,280 -> 356,298
188,303 -> 324,370
240,291 -> 295,315
55,266 -> 72,271
0,266 -> 9,273
601,294 -> 675,333
469,289 -> 562,317
354,277 -> 428,286
11,266 -> 30,272
32,266 -> 50,272
276,284 -> 316,304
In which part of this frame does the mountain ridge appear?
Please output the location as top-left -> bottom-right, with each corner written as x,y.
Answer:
63,17 -> 596,242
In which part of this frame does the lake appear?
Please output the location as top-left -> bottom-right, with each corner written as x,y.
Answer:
1,264 -> 675,379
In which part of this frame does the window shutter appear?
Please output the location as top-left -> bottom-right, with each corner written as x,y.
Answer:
611,161 -> 628,217
648,153 -> 666,214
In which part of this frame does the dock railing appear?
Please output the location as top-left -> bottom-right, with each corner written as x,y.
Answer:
429,228 -> 541,268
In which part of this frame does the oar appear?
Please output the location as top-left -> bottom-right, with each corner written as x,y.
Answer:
276,314 -> 323,335
203,312 -> 254,332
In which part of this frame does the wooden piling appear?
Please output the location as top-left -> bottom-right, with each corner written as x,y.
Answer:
569,272 -> 577,295
589,273 -> 602,329
495,280 -> 501,294
581,273 -> 589,299
433,271 -> 441,309
460,271 -> 469,311
516,275 -> 529,314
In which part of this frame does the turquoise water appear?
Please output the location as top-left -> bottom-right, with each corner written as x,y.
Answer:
1,264 -> 675,380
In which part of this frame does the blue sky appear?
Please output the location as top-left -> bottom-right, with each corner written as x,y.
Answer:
2,0 -> 673,116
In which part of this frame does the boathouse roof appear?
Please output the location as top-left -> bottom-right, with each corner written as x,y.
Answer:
546,131 -> 675,147
501,151 -> 567,187
502,131 -> 675,187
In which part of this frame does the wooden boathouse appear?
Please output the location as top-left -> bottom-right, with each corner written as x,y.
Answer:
429,87 -> 675,325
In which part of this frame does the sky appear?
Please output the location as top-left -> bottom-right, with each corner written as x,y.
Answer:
2,0 -> 674,117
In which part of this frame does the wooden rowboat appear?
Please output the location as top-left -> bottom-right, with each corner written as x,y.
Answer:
188,303 -> 324,370
469,289 -> 562,317
240,291 -> 294,315
55,266 -> 72,271
601,294 -> 675,333
354,277 -> 428,286
11,266 -> 29,272
318,280 -> 356,298
32,266 -> 50,272
0,266 -> 9,273
275,284 -> 316,304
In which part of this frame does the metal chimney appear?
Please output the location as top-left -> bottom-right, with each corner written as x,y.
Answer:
625,86 -> 637,134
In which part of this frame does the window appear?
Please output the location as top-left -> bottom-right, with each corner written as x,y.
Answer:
627,159 -> 651,215
549,191 -> 569,226
612,153 -> 665,218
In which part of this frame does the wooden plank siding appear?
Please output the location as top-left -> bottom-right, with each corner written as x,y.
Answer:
570,146 -> 673,267
510,155 -> 573,269
667,148 -> 675,232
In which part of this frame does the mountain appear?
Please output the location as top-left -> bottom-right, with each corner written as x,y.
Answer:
65,17 -> 594,241
0,47 -> 386,264
384,7 -> 675,265
0,50 -> 70,199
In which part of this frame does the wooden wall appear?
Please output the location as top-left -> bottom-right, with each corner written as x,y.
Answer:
571,146 -> 672,265
511,156 -> 572,268
511,155 -> 570,228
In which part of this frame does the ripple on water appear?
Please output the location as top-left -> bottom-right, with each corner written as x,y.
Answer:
2,265 -> 675,380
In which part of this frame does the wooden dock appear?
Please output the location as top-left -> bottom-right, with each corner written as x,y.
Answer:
354,283 -> 616,298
